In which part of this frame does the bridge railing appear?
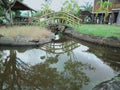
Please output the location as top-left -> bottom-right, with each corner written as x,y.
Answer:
38,11 -> 82,26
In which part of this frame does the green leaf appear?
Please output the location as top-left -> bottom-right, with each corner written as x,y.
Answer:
40,56 -> 45,59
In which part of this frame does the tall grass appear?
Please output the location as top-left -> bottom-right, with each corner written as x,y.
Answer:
0,26 -> 52,39
75,24 -> 120,38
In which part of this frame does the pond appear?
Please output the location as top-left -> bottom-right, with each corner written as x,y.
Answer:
0,35 -> 120,90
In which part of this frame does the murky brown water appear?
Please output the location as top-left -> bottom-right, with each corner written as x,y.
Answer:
0,36 -> 120,90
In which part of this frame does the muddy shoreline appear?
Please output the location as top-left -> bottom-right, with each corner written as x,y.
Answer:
0,27 -> 120,48
64,28 -> 120,48
0,33 -> 55,46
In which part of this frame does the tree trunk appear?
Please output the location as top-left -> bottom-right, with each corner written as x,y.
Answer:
9,7 -> 13,26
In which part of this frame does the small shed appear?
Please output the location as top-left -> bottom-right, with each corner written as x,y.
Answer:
11,0 -> 36,25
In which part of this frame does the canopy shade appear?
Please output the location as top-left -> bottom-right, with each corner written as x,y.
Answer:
11,0 -> 36,11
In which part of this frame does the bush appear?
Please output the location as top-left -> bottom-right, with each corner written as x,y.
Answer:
84,16 -> 91,24
0,17 -> 3,24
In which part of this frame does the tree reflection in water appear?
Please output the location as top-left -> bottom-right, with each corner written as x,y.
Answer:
0,39 -> 95,90
0,50 -> 35,90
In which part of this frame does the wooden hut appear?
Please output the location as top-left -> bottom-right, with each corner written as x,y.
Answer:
11,0 -> 36,25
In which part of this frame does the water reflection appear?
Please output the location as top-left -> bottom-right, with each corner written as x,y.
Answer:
0,36 -> 120,90
90,47 -> 120,72
80,41 -> 120,72
0,38 -> 95,90
0,50 -> 36,90
41,36 -> 80,55
31,57 -> 94,90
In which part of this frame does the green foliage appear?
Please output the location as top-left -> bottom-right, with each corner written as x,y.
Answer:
0,5 -> 4,24
61,0 -> 80,16
40,56 -> 46,59
84,16 -> 91,24
41,0 -> 53,14
0,6 -> 3,16
81,2 -> 93,12
114,77 -> 120,81
0,18 -> 3,24
97,0 -> 112,17
39,22 -> 49,27
0,0 -> 16,8
15,11 -> 22,17
33,10 -> 42,17
0,0 -> 17,25
0,0 -> 22,17
59,33 -> 64,38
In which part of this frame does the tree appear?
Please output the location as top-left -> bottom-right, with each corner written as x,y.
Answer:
61,0 -> 80,16
0,5 -> 4,24
0,5 -> 3,16
97,0 -> 112,23
81,2 -> 93,12
0,0 -> 17,25
41,0 -> 53,14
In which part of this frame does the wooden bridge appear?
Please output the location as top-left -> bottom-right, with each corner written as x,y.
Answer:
35,11 -> 82,29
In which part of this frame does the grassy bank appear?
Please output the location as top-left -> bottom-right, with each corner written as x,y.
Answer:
0,26 -> 52,39
75,24 -> 120,38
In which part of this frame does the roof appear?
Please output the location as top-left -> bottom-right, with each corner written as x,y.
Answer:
11,0 -> 36,11
81,11 -> 92,15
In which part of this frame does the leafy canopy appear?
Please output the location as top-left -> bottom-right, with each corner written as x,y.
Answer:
61,0 -> 80,16
81,2 -> 93,12
97,0 -> 112,17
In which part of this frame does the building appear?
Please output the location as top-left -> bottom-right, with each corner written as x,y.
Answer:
0,0 -> 36,25
12,0 -> 36,25
93,0 -> 120,25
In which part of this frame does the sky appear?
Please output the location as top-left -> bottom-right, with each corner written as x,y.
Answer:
23,0 -> 94,11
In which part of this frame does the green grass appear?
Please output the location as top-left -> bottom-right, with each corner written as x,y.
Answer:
74,24 -> 120,39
